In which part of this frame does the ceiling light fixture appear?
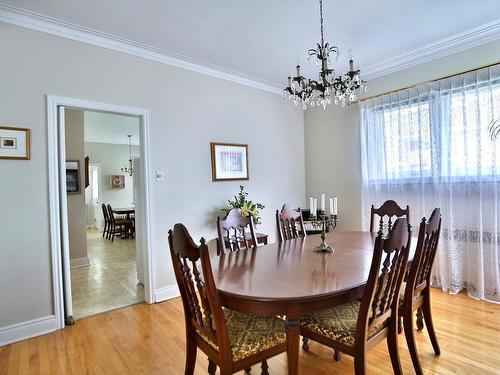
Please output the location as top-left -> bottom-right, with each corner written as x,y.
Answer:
283,0 -> 367,109
121,134 -> 134,177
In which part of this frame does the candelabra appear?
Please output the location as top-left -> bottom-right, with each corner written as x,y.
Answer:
310,213 -> 339,252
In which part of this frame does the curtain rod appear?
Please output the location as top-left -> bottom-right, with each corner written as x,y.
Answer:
358,60 -> 500,103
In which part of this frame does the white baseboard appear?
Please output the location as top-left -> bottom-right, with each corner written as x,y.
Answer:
0,315 -> 57,347
155,284 -> 180,302
70,257 -> 90,268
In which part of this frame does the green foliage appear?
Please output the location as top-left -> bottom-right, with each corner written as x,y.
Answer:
222,185 -> 265,225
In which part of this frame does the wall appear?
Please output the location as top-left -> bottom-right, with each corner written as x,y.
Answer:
305,39 -> 500,231
0,23 -> 305,330
85,142 -> 140,214
65,109 -> 88,261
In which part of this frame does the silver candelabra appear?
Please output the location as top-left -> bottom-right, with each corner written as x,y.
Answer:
310,213 -> 339,252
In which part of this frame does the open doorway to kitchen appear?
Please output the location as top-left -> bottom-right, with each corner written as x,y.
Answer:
65,109 -> 144,320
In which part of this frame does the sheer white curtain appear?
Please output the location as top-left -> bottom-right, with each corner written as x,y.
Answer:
360,64 -> 500,302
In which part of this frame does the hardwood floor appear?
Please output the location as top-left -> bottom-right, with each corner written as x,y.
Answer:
1,289 -> 499,374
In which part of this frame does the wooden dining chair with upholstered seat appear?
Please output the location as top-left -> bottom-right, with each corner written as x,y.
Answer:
276,204 -> 306,242
217,208 -> 258,255
370,200 -> 410,234
399,208 -> 441,375
168,223 -> 288,375
300,218 -> 412,375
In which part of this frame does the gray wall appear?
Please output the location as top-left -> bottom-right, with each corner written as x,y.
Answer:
0,23 -> 305,328
85,142 -> 140,211
305,39 -> 500,231
65,109 -> 88,261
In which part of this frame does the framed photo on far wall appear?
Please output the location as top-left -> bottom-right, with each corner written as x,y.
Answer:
210,142 -> 249,181
0,126 -> 30,160
110,175 -> 125,189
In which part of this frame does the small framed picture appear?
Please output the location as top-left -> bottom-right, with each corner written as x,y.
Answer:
210,142 -> 249,181
66,160 -> 80,193
0,126 -> 30,160
110,175 -> 125,189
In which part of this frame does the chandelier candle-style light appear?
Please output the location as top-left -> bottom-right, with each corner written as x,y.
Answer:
283,0 -> 367,109
121,134 -> 134,177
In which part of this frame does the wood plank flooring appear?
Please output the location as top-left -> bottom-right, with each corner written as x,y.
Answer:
1,289 -> 499,374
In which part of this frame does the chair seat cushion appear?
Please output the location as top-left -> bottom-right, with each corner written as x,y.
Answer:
299,299 -> 385,347
399,281 -> 406,305
198,309 -> 286,361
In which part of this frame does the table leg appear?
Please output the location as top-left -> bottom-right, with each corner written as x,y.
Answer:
285,306 -> 300,375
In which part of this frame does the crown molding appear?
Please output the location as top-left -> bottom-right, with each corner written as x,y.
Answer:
363,18 -> 500,80
0,3 -> 283,95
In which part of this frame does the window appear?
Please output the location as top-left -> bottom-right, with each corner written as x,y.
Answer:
366,82 -> 500,182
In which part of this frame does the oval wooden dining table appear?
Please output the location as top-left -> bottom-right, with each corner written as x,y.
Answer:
211,231 -> 385,375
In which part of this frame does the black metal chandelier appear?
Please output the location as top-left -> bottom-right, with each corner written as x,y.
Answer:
283,0 -> 367,109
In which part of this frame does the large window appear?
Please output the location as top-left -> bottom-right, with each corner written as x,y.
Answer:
369,83 -> 500,182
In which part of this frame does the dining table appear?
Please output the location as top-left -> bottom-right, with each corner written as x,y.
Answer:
211,231 -> 415,375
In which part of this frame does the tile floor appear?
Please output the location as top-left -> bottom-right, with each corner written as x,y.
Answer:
71,229 -> 144,320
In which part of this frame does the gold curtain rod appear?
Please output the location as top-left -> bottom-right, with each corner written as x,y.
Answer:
358,60 -> 500,103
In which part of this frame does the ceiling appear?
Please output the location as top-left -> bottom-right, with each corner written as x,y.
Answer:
84,111 -> 139,145
3,0 -> 500,86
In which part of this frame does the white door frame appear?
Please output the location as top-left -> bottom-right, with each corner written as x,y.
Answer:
88,162 -> 102,229
47,95 -> 154,329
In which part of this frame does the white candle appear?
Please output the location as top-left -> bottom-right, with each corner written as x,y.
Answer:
333,196 -> 338,215
329,197 -> 334,215
313,198 -> 318,217
309,197 -> 314,212
321,194 -> 325,212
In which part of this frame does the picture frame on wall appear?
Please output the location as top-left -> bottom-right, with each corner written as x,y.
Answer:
110,175 -> 125,189
210,142 -> 249,181
66,160 -> 80,193
0,126 -> 31,160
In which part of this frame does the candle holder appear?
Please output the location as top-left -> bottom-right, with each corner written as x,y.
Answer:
310,214 -> 339,252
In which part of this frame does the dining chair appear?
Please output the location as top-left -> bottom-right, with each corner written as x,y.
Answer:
399,208 -> 441,375
300,218 -> 412,375
275,204 -> 306,242
101,203 -> 110,239
168,223 -> 287,375
370,200 -> 410,234
106,204 -> 131,242
216,208 -> 258,255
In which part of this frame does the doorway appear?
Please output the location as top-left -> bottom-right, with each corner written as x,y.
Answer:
47,96 -> 154,329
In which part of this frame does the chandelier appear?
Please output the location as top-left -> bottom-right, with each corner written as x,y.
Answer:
121,135 -> 134,176
283,0 -> 367,109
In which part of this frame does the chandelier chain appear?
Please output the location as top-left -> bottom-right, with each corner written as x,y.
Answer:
319,0 -> 324,46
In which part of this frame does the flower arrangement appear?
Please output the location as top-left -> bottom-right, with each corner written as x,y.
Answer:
223,185 -> 265,225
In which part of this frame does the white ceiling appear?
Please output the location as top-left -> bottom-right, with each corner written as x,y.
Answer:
84,111 -> 139,145
3,0 -> 500,86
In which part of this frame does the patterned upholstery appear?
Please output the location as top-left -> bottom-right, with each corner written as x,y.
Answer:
197,309 -> 286,361
299,300 -> 386,347
399,281 -> 407,304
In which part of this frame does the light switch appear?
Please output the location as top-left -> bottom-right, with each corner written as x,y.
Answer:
156,170 -> 164,181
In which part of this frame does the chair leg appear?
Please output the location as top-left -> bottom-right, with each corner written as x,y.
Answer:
398,315 -> 403,334
416,307 -> 424,331
334,350 -> 342,362
423,292 -> 441,355
102,223 -> 106,237
111,224 -> 115,242
403,311 -> 423,375
261,360 -> 269,375
387,318 -> 403,375
184,332 -> 197,375
354,349 -> 366,375
208,359 -> 217,375
302,337 -> 309,351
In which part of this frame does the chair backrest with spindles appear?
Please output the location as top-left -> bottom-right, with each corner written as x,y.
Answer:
168,224 -> 231,358
101,203 -> 109,225
370,200 -> 410,234
356,218 -> 412,345
276,204 -> 306,242
216,208 -> 257,255
405,208 -> 441,304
